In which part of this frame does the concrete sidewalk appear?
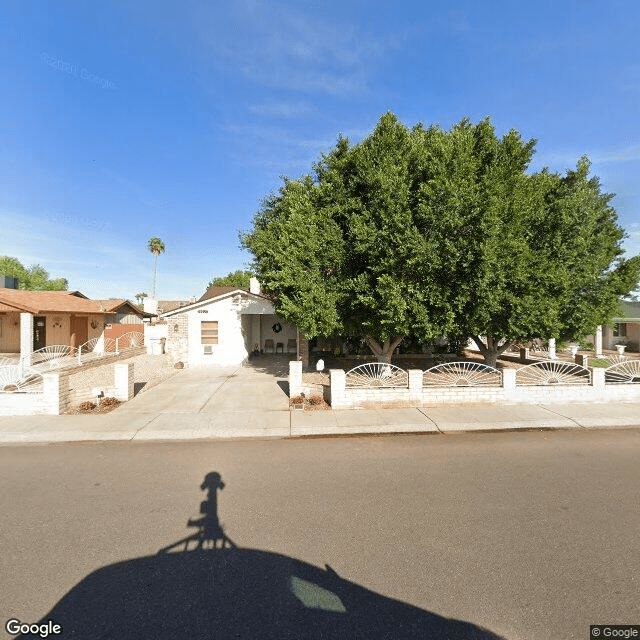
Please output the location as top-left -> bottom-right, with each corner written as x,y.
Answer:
0,402 -> 639,444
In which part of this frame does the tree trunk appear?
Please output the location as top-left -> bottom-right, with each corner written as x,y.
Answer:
472,335 -> 512,368
151,254 -> 158,298
365,335 -> 404,363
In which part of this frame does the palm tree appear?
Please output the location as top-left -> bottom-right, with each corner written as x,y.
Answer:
147,237 -> 165,298
135,291 -> 148,306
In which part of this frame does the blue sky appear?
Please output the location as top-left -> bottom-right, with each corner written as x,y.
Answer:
1,0 -> 639,300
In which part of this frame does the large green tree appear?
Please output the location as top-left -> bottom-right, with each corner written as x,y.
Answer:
241,113 -> 640,366
0,256 -> 68,290
436,121 -> 640,366
241,113 -> 466,362
207,270 -> 254,289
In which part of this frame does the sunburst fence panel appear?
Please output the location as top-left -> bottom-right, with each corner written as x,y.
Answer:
345,363 -> 409,388
116,331 -> 144,352
516,361 -> 591,385
79,338 -> 118,362
604,359 -> 640,384
0,365 -> 43,393
23,345 -> 78,371
423,362 -> 502,386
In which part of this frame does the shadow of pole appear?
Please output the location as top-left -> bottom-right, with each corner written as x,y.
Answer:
158,472 -> 235,552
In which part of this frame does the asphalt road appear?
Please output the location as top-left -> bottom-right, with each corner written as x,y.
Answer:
1,429 -> 639,639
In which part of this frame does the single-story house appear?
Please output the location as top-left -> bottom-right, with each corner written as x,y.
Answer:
600,301 -> 640,352
160,278 -> 306,367
0,288 -> 110,357
93,299 -> 154,341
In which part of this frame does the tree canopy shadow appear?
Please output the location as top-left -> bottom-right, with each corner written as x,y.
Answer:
19,472 -> 506,640
243,354 -> 296,379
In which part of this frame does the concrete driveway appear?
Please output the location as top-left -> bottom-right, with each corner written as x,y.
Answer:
113,363 -> 291,439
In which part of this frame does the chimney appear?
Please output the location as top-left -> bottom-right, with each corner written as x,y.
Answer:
143,298 -> 159,314
249,277 -> 261,295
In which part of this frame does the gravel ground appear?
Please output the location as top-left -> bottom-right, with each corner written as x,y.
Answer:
66,353 -> 179,414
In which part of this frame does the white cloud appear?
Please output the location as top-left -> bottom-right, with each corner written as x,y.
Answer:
194,1 -> 393,97
536,142 -> 640,170
248,101 -> 314,118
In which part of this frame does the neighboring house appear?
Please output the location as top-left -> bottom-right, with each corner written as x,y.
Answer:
93,299 -> 154,341
156,299 -> 194,315
600,301 -> 640,352
0,288 -> 110,356
160,279 -> 304,367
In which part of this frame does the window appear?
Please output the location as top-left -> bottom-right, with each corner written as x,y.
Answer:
613,323 -> 627,337
201,321 -> 218,345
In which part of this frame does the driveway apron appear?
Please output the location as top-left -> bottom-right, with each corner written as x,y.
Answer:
114,365 -> 291,439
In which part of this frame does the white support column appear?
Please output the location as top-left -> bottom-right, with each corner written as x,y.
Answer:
20,313 -> 34,368
408,369 -> 423,401
289,360 -> 303,397
595,325 -> 603,357
329,369 -> 346,407
591,367 -> 605,390
502,369 -> 516,401
113,363 -> 134,401
43,372 -> 69,415
548,338 -> 557,360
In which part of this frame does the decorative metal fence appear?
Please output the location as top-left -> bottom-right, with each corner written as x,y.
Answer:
515,361 -> 591,385
0,332 -> 147,390
345,363 -> 409,388
78,337 -> 118,362
22,345 -> 77,371
604,359 -> 640,384
343,359 -> 599,389
0,366 -> 43,393
116,331 -> 144,352
423,362 -> 502,387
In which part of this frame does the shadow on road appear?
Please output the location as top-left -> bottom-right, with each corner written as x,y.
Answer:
19,473 -> 505,639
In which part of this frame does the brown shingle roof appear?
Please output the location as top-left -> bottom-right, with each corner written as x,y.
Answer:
93,299 -> 153,317
156,300 -> 192,313
0,290 -> 110,314
197,286 -> 248,302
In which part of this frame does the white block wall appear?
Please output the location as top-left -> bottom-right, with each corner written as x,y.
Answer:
322,367 -> 640,408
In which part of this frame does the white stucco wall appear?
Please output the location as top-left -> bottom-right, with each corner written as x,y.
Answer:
184,294 -> 287,366
162,292 -> 299,367
260,314 -> 297,352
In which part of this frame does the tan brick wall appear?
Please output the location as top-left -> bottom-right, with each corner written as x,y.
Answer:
165,312 -> 189,364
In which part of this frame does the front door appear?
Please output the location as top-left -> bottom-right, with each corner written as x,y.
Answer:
70,315 -> 88,349
33,316 -> 46,350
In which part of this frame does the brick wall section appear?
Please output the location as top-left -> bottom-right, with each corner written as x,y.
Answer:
1,354 -> 142,415
63,347 -> 145,374
165,312 -> 189,364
